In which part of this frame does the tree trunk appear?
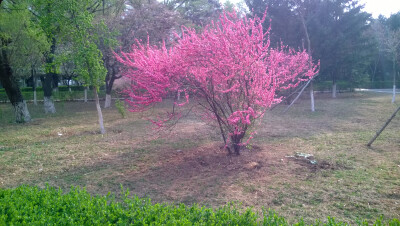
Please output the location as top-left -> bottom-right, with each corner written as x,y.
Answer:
43,37 -> 57,113
310,81 -> 315,112
68,79 -> 72,92
230,132 -> 245,155
33,74 -> 37,106
0,47 -> 31,123
52,75 -> 59,92
104,72 -> 113,108
43,96 -> 56,113
33,90 -> 37,105
84,87 -> 88,102
104,65 -> 119,108
300,12 -> 315,112
94,87 -> 106,134
41,74 -> 56,114
31,66 -> 37,106
104,94 -> 111,108
14,101 -> 31,122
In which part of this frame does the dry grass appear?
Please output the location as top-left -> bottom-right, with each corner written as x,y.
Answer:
0,92 -> 399,224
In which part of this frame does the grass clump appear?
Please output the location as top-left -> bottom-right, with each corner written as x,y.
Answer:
0,185 -> 399,225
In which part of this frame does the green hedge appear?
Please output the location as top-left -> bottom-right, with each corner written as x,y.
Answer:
313,81 -> 355,91
0,86 -> 85,93
0,89 -> 108,102
0,186 -> 398,225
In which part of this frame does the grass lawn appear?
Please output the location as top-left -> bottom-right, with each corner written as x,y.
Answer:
0,92 -> 399,224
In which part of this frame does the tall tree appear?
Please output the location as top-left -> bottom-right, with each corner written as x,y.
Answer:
245,0 -> 371,102
372,16 -> 400,103
30,0 -> 108,113
0,38 -> 31,123
97,0 -> 180,108
92,0 -> 124,108
387,13 -> 400,103
93,20 -> 119,109
304,0 -> 371,97
30,0 -> 62,113
67,0 -> 108,134
0,0 -> 48,122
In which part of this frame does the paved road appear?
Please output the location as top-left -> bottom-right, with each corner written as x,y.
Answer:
355,88 -> 400,94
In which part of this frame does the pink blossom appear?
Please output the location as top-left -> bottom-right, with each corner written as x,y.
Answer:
115,10 -> 319,154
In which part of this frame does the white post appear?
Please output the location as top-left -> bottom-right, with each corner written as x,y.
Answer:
332,83 -> 337,98
310,81 -> 315,112
84,87 -> 88,103
392,84 -> 396,103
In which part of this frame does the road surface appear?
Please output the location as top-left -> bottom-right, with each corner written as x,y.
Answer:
355,88 -> 400,94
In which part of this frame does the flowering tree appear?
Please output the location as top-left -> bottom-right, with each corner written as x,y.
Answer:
115,11 -> 319,155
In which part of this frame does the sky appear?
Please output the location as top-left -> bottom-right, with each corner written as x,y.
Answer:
360,0 -> 400,18
223,0 -> 400,18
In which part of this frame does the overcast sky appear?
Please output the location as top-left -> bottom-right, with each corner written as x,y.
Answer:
224,0 -> 400,18
360,0 -> 400,18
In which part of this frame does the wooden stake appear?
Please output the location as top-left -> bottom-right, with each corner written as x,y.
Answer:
367,106 -> 400,147
283,78 -> 314,113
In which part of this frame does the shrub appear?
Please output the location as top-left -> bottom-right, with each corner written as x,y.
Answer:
115,99 -> 126,118
0,186 -> 399,225
115,11 -> 318,155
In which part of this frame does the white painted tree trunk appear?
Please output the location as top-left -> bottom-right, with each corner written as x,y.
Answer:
177,90 -> 181,101
391,58 -> 396,103
392,85 -> 396,103
33,90 -> 37,105
310,82 -> 315,112
94,88 -> 105,134
299,14 -> 315,113
69,87 -> 72,92
14,101 -> 31,123
44,96 -> 56,114
104,94 -> 111,108
84,87 -> 88,103
332,83 -> 337,98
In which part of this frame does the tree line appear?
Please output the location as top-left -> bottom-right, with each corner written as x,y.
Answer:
0,0 -> 222,127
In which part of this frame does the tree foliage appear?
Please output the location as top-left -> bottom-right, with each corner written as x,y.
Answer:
371,13 -> 400,102
246,0 -> 372,89
165,0 -> 222,28
0,0 -> 49,78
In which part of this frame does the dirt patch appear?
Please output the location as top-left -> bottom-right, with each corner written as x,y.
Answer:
113,143 -> 275,203
111,142 -> 342,208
